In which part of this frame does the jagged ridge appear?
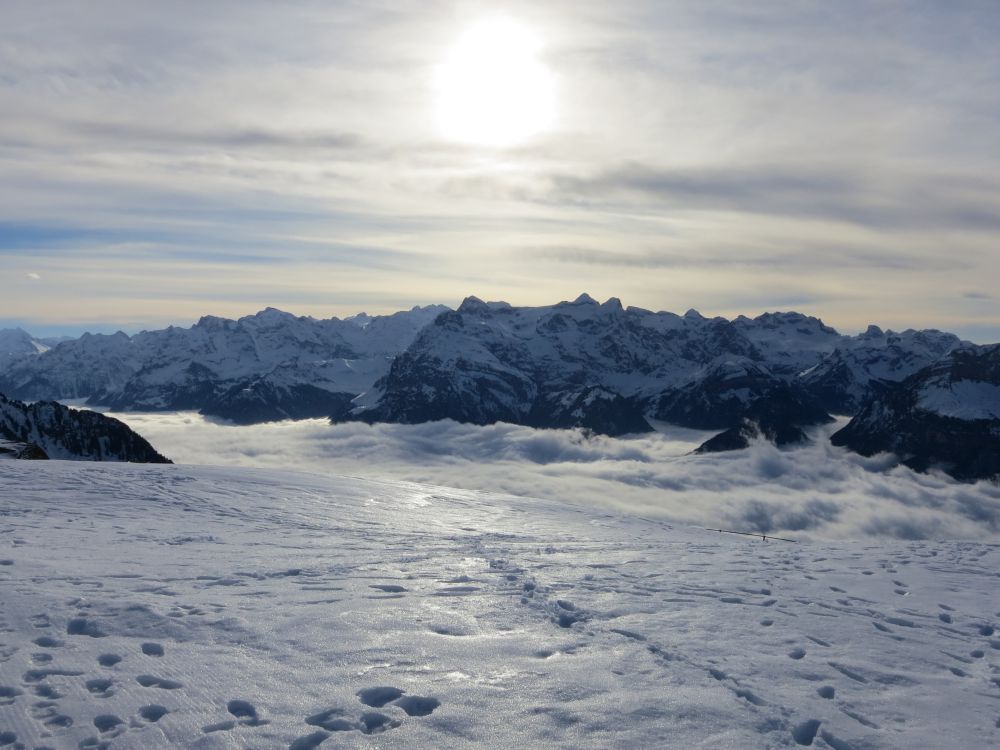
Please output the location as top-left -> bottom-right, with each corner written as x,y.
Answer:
832,344 -> 1000,481
0,392 -> 171,463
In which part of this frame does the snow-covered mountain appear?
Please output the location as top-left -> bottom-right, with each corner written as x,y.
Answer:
649,359 -> 829,430
801,326 -> 962,414
1,460 -> 997,748
0,327 -> 49,364
0,437 -> 49,459
350,295 -> 962,439
832,343 -> 1000,481
0,392 -> 170,462
0,297 -> 971,446
0,306 -> 448,424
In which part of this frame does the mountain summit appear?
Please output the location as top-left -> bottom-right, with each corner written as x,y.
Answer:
3,296 -> 994,479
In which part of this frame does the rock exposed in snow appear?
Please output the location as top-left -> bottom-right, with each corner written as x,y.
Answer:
694,384 -> 835,453
0,392 -> 170,462
832,344 -> 1000,481
0,437 -> 49,459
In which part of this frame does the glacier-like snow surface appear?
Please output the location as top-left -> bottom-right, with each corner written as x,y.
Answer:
1,461 -> 998,748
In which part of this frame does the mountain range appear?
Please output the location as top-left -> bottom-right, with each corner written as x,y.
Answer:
0,305 -> 447,424
1,295 -> 997,480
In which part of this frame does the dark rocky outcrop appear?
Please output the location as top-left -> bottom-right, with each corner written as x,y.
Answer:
831,345 -> 1000,481
0,393 -> 170,463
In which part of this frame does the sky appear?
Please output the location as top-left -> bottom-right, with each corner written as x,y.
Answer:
1,1 -> 999,341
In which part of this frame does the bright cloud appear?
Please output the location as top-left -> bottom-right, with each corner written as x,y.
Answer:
1,2 -> 999,341
107,411 -> 1000,541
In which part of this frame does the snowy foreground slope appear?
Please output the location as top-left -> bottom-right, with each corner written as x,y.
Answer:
1,462 -> 998,749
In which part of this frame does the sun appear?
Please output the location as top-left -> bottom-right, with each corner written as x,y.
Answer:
434,18 -> 555,147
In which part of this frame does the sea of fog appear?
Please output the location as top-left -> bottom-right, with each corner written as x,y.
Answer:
99,410 -> 1000,541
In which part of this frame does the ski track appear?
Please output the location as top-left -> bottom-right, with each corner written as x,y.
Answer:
0,461 -> 998,748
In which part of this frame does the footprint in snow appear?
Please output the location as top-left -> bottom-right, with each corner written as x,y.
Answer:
359,711 -> 401,734
357,686 -> 404,707
394,696 -> 440,716
289,731 -> 332,750
66,618 -> 106,638
135,674 -> 183,690
85,677 -> 115,697
35,684 -> 60,699
792,718 -> 821,746
93,714 -> 124,736
369,584 -> 407,593
202,699 -> 268,733
31,700 -> 73,730
138,704 -> 169,723
228,699 -> 267,726
306,708 -> 357,732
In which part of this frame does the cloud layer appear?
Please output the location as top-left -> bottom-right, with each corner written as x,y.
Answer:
109,411 -> 1000,541
1,2 -> 999,340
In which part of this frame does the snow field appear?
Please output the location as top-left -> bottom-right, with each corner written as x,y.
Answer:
0,461 -> 998,748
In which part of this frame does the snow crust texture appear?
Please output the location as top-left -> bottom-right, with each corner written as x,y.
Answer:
1,461 -> 998,748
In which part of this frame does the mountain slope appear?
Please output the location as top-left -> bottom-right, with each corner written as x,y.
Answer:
0,392 -> 170,462
0,306 -> 448,423
799,326 -> 962,414
351,295 -> 954,438
0,327 -> 49,364
0,298 -> 967,438
831,344 -> 1000,481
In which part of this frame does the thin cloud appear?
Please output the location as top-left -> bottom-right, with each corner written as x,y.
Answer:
528,244 -> 963,273
542,163 -> 1000,233
1,1 -> 1000,335
68,121 -> 366,153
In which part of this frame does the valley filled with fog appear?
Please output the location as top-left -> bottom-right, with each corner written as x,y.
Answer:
105,411 -> 1000,541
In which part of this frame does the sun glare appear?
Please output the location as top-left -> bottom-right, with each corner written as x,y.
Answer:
434,18 -> 555,147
